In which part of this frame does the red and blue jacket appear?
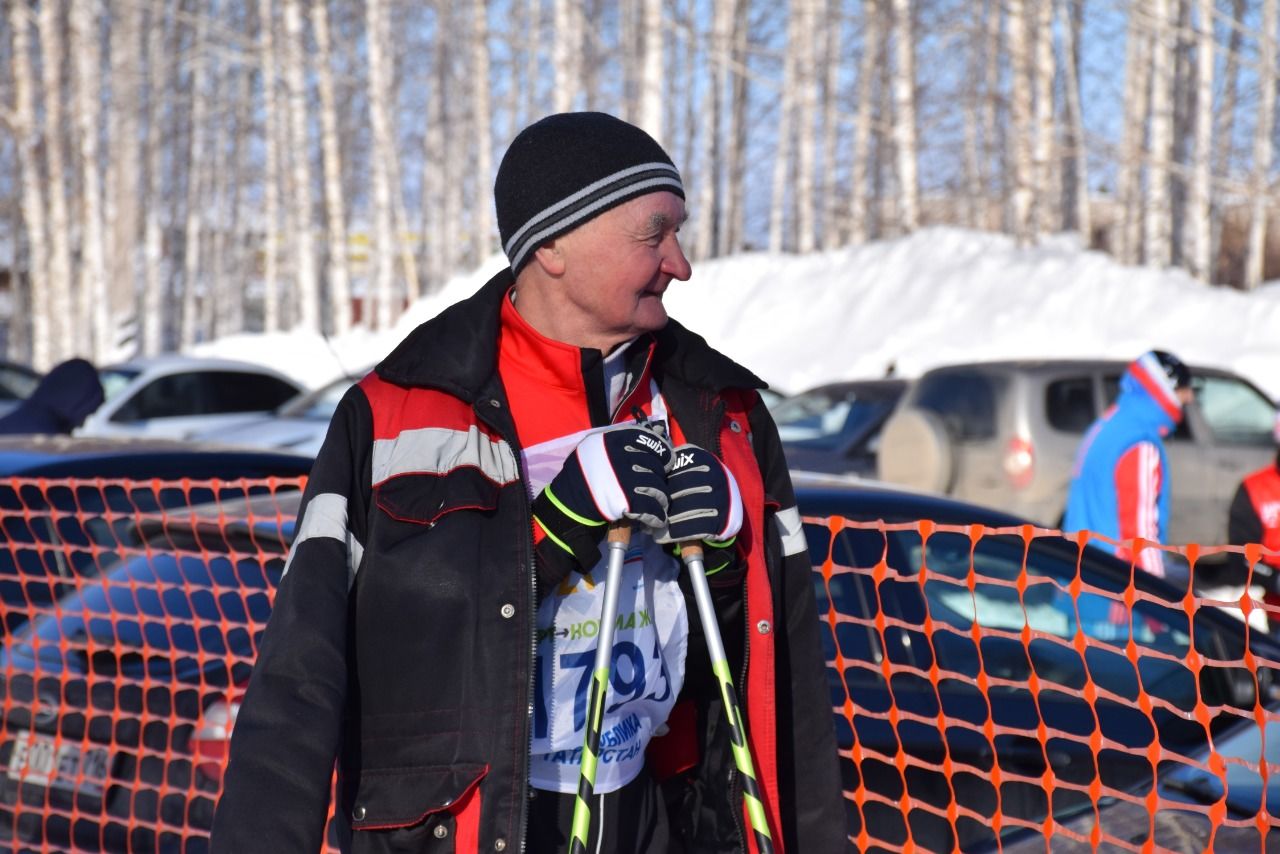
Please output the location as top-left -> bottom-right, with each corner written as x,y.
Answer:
1064,354 -> 1182,577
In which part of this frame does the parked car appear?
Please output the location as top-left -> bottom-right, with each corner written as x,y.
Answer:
0,437 -> 314,637
876,359 -> 1276,547
189,371 -> 366,457
774,379 -> 909,479
0,500 -> 292,852
79,356 -> 305,441
798,473 -> 1280,852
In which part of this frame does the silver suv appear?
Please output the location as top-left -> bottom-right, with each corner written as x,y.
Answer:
876,359 -> 1276,546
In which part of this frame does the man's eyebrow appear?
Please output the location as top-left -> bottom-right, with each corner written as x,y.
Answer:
646,210 -> 689,232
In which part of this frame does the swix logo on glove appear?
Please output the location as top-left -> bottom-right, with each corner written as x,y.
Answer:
671,450 -> 697,470
635,433 -> 669,456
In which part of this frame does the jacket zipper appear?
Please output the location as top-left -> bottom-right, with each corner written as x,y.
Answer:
476,399 -> 537,854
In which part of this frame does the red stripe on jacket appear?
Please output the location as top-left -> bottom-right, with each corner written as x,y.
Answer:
1115,441 -> 1164,576
359,372 -> 504,441
719,389 -> 782,853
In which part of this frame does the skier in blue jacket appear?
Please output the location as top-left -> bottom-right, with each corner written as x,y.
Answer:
1064,350 -> 1193,579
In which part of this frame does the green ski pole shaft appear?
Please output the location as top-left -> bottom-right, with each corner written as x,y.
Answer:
568,522 -> 631,854
681,542 -> 775,854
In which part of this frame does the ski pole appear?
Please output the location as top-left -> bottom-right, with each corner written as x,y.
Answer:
681,542 -> 775,854
569,521 -> 631,854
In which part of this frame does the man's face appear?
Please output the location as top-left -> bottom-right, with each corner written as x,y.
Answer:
554,192 -> 692,348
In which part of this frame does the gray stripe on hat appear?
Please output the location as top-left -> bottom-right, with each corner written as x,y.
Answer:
505,164 -> 683,270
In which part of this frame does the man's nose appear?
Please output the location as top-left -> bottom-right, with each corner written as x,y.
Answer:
663,241 -> 692,281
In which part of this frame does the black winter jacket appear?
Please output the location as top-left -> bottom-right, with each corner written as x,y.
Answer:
210,270 -> 847,853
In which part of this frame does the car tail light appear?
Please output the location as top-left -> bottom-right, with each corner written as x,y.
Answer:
192,693 -> 242,784
1004,436 -> 1034,490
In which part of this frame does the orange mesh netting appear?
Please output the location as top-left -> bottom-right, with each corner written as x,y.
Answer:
0,476 -> 1276,852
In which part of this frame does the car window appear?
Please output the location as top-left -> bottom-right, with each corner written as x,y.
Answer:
98,367 -> 141,402
206,372 -> 299,414
279,377 -> 354,419
111,373 -> 206,422
775,389 -> 899,451
913,372 -> 1003,441
1045,377 -> 1097,433
1195,375 -> 1275,444
0,365 -> 39,399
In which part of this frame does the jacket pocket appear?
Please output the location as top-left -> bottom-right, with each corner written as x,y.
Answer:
349,762 -> 487,834
374,469 -> 501,527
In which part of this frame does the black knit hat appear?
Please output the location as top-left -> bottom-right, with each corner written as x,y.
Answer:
494,112 -> 685,275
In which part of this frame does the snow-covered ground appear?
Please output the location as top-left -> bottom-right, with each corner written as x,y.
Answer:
193,226 -> 1280,401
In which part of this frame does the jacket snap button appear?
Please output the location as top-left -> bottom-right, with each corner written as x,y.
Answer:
495,840 -> 508,851
729,420 -> 742,433
500,603 -> 515,619
434,825 -> 448,839
488,398 -> 502,408
757,620 -> 771,635
353,805 -> 366,820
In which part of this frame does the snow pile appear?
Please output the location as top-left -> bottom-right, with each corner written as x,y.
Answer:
193,227 -> 1280,400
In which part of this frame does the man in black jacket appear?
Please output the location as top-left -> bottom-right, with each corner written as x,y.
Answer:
212,112 -> 846,853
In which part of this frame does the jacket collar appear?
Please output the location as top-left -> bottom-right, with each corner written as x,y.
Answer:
375,268 -> 766,400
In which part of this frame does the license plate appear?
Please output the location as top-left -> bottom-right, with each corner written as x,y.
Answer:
6,731 -> 109,797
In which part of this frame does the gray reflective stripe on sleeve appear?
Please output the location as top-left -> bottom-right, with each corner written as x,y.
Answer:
774,506 -> 807,557
371,425 -> 520,487
281,492 -> 366,589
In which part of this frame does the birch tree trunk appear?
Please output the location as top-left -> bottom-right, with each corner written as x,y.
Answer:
820,0 -> 843,248
7,0 -> 51,368
769,5 -> 800,253
367,0 -> 396,327
180,9 -> 209,349
312,0 -> 351,333
1059,0 -> 1090,240
982,0 -> 1003,229
259,0 -> 282,332
106,0 -> 143,352
1008,0 -> 1035,243
1031,0 -> 1055,233
720,0 -> 749,255
39,0 -> 74,361
1144,0 -> 1173,267
142,0 -> 169,355
1116,11 -> 1152,264
70,0 -> 109,360
1212,0 -> 1246,273
1187,0 -> 1214,281
639,0 -> 663,138
1245,0 -> 1278,289
694,0 -> 731,260
423,23 -> 448,291
849,0 -> 881,244
794,0 -> 820,252
471,0 -> 495,260
962,2 -> 985,229
283,0 -> 318,332
553,0 -> 582,112
890,0 -> 919,232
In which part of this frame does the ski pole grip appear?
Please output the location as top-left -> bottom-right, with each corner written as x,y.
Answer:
680,542 -> 704,561
607,521 -> 632,545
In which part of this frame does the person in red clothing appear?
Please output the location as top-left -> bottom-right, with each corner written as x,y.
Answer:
1225,411 -> 1280,624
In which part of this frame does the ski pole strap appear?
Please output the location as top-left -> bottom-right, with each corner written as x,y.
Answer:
681,545 -> 775,854
569,522 -> 631,854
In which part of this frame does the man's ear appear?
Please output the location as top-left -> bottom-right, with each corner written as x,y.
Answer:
532,240 -> 566,277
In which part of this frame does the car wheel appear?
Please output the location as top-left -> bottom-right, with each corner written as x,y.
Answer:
876,407 -> 955,494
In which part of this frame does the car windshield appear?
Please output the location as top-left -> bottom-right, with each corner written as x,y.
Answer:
98,367 -> 141,402
1195,375 -> 1275,443
278,375 -> 356,419
774,387 -> 899,451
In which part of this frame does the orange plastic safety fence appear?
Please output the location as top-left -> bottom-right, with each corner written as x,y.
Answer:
808,514 -> 1280,854
3,477 -> 1277,853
